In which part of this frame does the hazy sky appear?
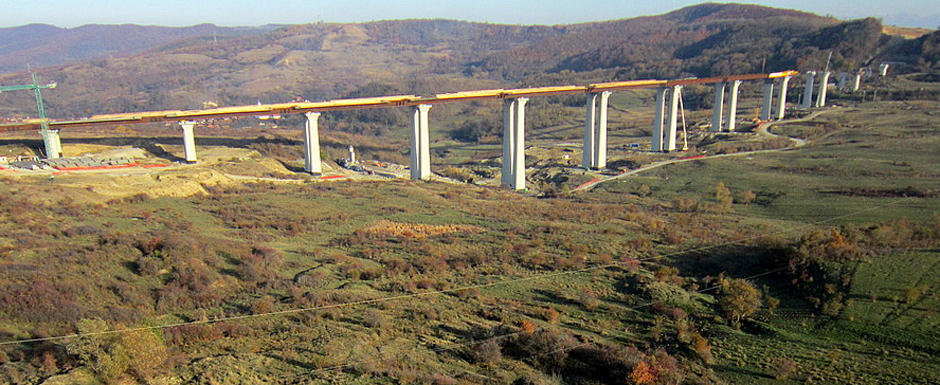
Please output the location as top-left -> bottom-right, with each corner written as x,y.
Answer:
2,0 -> 937,29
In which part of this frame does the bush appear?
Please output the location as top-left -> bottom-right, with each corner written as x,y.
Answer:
771,357 -> 798,380
469,339 -> 502,363
66,319 -> 167,384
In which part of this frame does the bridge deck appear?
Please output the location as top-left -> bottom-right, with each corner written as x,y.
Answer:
0,71 -> 797,132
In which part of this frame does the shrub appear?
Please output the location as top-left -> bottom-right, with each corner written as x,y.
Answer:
469,339 -> 502,363
714,182 -> 733,211
66,319 -> 167,384
771,357 -> 798,380
363,310 -> 388,329
690,333 -> 713,363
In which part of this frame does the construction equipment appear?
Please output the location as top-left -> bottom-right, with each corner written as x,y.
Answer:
1,73 -> 58,156
0,72 -> 57,127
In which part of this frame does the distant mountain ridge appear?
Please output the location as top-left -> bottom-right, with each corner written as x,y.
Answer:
0,23 -> 277,72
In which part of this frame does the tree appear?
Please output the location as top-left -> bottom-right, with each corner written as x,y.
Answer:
715,182 -> 733,211
718,278 -> 762,327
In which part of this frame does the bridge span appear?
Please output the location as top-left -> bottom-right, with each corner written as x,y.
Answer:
1,70 -> 829,190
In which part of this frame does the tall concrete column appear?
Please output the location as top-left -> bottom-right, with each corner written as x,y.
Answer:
180,121 -> 197,163
665,85 -> 681,152
816,71 -> 830,107
501,98 -> 516,187
837,72 -> 847,90
594,91 -> 610,169
409,104 -> 432,180
725,80 -> 742,131
776,76 -> 791,120
711,82 -> 725,132
502,98 -> 527,190
512,98 -> 528,190
760,81 -> 774,121
41,129 -> 62,159
583,93 -> 597,169
302,112 -> 322,174
852,72 -> 861,92
802,71 -> 816,109
879,63 -> 889,76
651,88 -> 667,152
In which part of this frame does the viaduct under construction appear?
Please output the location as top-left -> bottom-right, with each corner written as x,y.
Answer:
1,68 -> 859,190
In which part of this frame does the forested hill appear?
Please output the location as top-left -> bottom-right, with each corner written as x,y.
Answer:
0,23 -> 277,73
0,3 -> 932,119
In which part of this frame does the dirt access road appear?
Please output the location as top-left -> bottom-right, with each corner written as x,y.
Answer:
570,109 -> 831,193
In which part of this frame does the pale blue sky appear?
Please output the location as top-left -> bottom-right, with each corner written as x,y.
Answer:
1,0 -> 937,29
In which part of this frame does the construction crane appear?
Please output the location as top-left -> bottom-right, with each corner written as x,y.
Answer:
0,72 -> 58,157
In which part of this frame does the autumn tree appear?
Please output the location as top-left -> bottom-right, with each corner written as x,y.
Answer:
67,318 -> 168,384
717,278 -> 762,327
714,182 -> 733,211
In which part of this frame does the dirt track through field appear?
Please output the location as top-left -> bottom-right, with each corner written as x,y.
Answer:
569,109 -> 834,193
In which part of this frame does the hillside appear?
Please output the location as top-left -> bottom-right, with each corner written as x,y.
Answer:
0,3 -> 934,137
0,23 -> 276,73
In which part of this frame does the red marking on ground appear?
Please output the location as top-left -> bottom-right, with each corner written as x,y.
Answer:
321,175 -> 346,180
679,155 -> 706,160
141,164 -> 169,168
575,178 -> 599,190
52,171 -> 69,176
54,162 -> 140,171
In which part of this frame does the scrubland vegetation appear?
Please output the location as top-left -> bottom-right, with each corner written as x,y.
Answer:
0,93 -> 937,384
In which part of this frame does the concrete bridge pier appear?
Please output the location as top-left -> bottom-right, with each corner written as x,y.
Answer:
41,129 -> 62,159
180,121 -> 197,163
816,71 -> 831,107
776,75 -> 792,120
711,82 -> 725,132
838,72 -> 848,90
502,97 -> 528,190
651,87 -> 667,152
879,63 -> 889,76
409,104 -> 432,180
852,71 -> 862,92
583,91 -> 610,169
725,80 -> 741,131
665,85 -> 681,152
802,71 -> 816,109
302,112 -> 322,175
760,81 -> 774,121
